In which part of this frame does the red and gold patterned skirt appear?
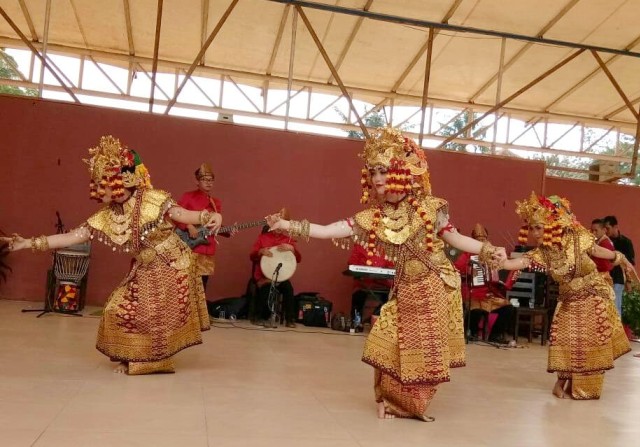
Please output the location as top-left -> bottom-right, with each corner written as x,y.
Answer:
96,253 -> 210,375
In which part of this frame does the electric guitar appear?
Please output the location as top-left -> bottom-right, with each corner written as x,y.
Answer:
176,219 -> 267,249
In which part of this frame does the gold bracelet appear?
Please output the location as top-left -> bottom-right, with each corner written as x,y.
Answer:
478,241 -> 496,265
199,210 -> 213,226
612,251 -> 626,266
288,219 -> 310,241
30,235 -> 49,252
300,219 -> 310,242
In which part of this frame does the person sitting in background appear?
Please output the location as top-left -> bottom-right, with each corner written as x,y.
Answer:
590,218 -> 614,285
249,208 -> 301,328
454,224 -> 514,343
348,244 -> 394,329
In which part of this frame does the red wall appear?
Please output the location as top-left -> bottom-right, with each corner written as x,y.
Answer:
545,177 -> 639,258
1,95 -> 551,313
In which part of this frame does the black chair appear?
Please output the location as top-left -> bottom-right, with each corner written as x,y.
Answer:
509,272 -> 550,345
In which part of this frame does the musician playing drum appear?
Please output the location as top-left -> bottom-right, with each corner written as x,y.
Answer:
249,208 -> 301,328
177,163 -> 224,292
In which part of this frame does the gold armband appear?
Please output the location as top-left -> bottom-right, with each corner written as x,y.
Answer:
199,210 -> 213,226
288,219 -> 310,242
612,251 -> 626,266
30,235 -> 49,252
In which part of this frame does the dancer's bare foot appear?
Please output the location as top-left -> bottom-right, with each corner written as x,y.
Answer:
634,353 -> 640,358
552,379 -> 568,398
377,402 -> 395,419
113,362 -> 128,374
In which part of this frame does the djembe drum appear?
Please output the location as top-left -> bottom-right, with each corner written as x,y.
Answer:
53,243 -> 90,312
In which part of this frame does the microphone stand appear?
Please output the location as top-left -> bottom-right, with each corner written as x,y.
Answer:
266,263 -> 282,328
464,259 -> 474,344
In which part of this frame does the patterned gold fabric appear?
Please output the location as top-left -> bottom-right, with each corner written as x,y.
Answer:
526,226 -> 630,397
87,189 -> 210,374
557,372 -> 604,400
194,253 -> 216,276
355,196 -> 464,418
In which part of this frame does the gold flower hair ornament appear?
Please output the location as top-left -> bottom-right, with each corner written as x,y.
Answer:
515,192 -> 577,248
84,136 -> 152,201
359,127 -> 431,203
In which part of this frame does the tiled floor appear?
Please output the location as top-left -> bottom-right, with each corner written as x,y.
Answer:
0,299 -> 638,447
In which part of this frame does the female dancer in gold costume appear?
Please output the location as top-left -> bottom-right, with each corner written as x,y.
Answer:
500,193 -> 633,399
2,136 -> 220,375
267,128 -> 505,421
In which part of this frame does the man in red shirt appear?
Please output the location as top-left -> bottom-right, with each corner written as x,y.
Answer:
590,218 -> 614,284
177,163 -> 223,292
249,209 -> 301,328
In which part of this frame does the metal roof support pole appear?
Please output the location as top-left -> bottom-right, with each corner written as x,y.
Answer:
219,75 -> 224,109
544,33 -> 640,111
184,70 -> 217,107
583,126 -> 615,153
419,27 -> 434,147
492,37 -> 506,153
306,88 -> 312,120
123,0 -> 135,56
433,108 -> 468,136
38,0 -> 52,97
91,57 -> 124,95
137,63 -> 170,100
630,105 -> 640,177
310,95 -> 343,120
200,0 -> 209,63
79,56 -> 85,89
579,122 -> 585,152
605,94 -> 640,120
149,0 -> 163,112
327,0 -> 373,84
295,5 -> 369,138
391,0 -> 462,93
548,121 -> 579,149
17,0 -> 37,41
285,7 -> 298,129
470,0 -> 579,102
227,76 -> 262,113
165,0 -> 239,114
389,98 -> 394,126
264,5 -> 291,113
437,49 -> 585,149
509,118 -> 541,145
395,108 -> 422,130
591,50 -> 640,120
0,6 -> 79,102
268,0 -> 640,58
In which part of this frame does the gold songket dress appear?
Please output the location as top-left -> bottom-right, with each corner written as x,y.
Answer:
523,226 -> 630,399
84,188 -> 210,375
344,196 -> 465,420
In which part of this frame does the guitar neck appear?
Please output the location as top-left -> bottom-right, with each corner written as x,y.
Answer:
218,219 -> 267,235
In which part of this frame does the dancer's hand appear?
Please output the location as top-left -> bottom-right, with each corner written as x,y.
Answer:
266,213 -> 289,232
203,213 -> 222,232
0,234 -> 29,252
493,246 -> 508,264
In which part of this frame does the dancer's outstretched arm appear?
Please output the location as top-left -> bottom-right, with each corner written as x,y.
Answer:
1,229 -> 90,252
266,214 -> 352,240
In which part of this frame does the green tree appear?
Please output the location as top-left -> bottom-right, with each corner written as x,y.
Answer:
333,106 -> 413,139
437,109 -> 490,154
0,48 -> 37,97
